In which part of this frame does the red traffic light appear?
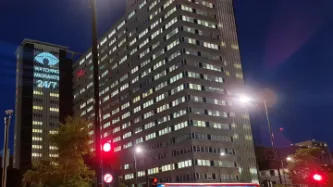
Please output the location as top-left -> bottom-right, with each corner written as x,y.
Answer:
153,178 -> 158,183
103,173 -> 113,183
102,142 -> 112,152
313,174 -> 323,181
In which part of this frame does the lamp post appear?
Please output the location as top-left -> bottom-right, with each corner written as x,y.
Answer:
88,0 -> 102,186
134,147 -> 142,186
2,109 -> 13,187
238,95 -> 287,185
218,152 -> 226,182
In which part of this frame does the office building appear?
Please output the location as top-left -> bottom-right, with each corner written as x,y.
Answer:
73,0 -> 258,184
14,39 -> 73,170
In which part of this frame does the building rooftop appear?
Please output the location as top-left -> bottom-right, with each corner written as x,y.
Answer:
20,39 -> 68,50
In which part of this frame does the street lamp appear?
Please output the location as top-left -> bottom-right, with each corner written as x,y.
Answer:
134,146 -> 143,186
2,109 -> 13,187
218,152 -> 226,182
286,156 -> 293,162
236,94 -> 287,185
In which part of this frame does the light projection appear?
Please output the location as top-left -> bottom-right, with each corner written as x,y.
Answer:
33,52 -> 59,89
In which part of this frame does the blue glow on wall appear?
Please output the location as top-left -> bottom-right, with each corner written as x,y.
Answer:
34,52 -> 59,66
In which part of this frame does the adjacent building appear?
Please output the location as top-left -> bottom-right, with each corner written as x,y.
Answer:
73,0 -> 258,184
257,139 -> 332,186
13,39 -> 73,170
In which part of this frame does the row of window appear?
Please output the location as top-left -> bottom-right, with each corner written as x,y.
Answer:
123,158 -> 236,180
33,106 -> 59,112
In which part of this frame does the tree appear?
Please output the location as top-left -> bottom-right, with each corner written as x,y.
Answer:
23,117 -> 95,187
287,147 -> 333,186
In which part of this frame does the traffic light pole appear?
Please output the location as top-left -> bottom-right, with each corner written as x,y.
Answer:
90,0 -> 102,186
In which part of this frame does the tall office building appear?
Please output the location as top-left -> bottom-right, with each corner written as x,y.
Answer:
14,39 -> 73,170
73,0 -> 258,184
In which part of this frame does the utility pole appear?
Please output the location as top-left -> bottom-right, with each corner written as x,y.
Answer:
89,0 -> 102,186
2,109 -> 13,187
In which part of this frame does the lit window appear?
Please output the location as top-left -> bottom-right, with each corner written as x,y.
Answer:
103,113 -> 111,120
32,136 -> 42,141
139,38 -> 149,49
139,29 -> 148,39
174,121 -> 188,131
113,136 -> 121,143
123,132 -> 132,139
145,132 -> 156,140
163,0 -> 174,9
120,83 -> 129,91
113,126 -> 120,133
49,154 -> 59,158
33,106 -> 43,110
167,39 -> 179,51
33,129 -> 43,133
32,121 -> 43,125
197,19 -> 217,28
128,10 -> 135,19
139,0 -> 146,9
164,7 -> 176,19
134,106 -> 141,113
133,96 -> 140,103
182,15 -> 194,23
112,117 -> 120,124
32,153 -> 42,157
181,4 -> 193,12
157,104 -> 169,113
165,18 -> 177,29
33,90 -> 43,95
170,73 -> 183,83
50,108 -> 59,112
49,146 -> 58,150
121,112 -> 130,120
148,167 -> 159,175
143,99 -> 154,108
136,137 -> 143,144
178,160 -> 192,168
50,130 -> 59,134
203,41 -> 219,50
125,173 -> 134,180
166,28 -> 179,40
32,145 -> 42,149
159,127 -> 171,136
151,28 -> 162,39
103,122 -> 111,129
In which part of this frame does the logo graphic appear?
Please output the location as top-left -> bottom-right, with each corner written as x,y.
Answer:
34,52 -> 59,66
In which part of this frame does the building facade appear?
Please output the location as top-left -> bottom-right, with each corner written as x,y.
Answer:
73,0 -> 258,184
14,39 -> 73,170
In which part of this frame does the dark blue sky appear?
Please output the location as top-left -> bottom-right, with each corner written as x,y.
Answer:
1,0 -> 333,150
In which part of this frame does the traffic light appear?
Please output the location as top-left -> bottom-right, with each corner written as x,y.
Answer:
102,142 -> 112,152
151,177 -> 158,187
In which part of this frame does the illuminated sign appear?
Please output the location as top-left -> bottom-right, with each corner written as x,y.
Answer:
33,52 -> 60,89
34,52 -> 59,66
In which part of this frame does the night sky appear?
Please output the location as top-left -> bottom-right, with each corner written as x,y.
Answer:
1,0 -> 333,151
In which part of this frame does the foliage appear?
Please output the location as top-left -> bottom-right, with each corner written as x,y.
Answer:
287,147 -> 333,186
22,117 -> 95,187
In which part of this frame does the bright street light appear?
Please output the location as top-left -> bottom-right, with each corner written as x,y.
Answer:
286,156 -> 293,161
135,146 -> 142,153
220,152 -> 226,156
239,95 -> 252,104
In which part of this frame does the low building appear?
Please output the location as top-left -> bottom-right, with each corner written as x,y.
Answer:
256,139 -> 331,186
